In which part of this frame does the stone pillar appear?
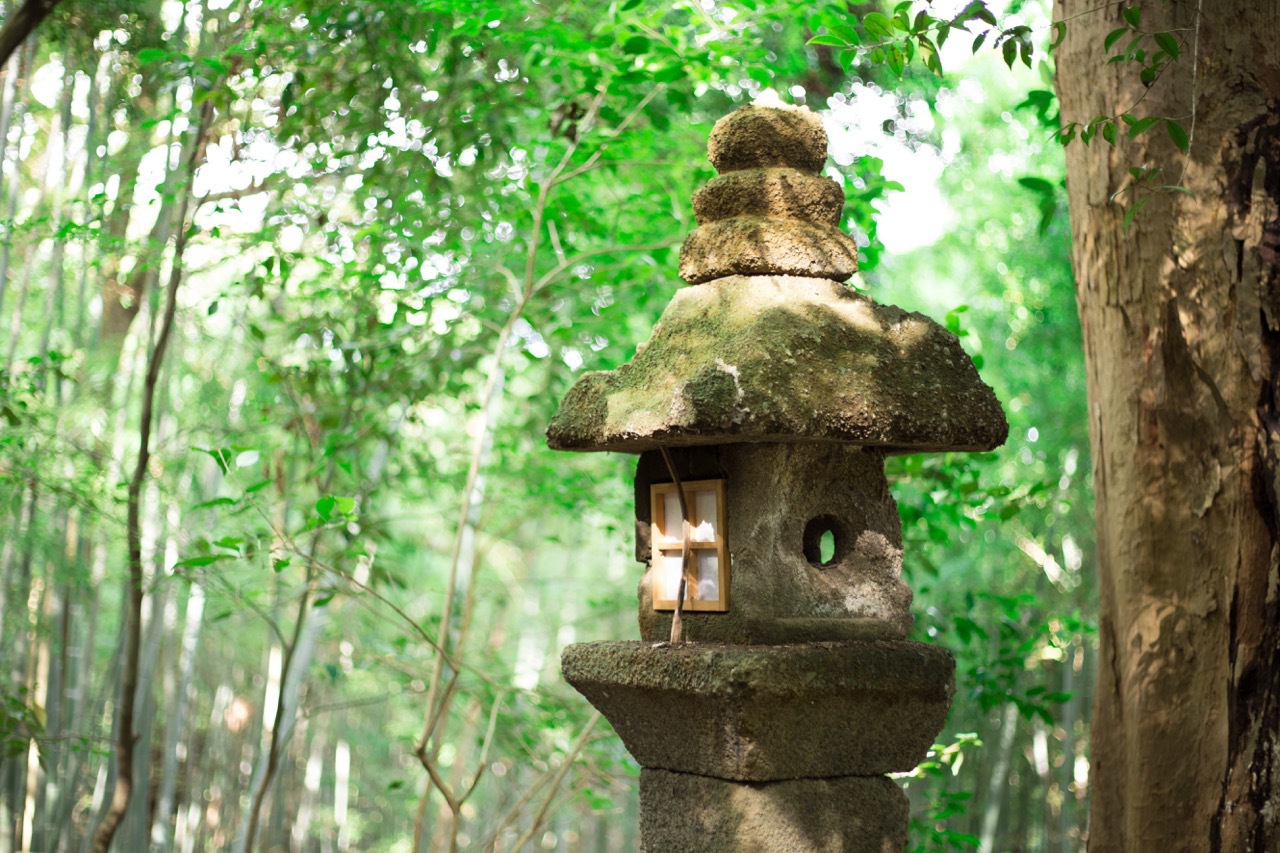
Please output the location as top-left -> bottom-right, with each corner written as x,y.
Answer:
563,641 -> 952,850
547,103 -> 1007,851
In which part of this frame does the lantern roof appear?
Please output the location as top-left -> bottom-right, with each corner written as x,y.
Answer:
546,104 -> 1007,455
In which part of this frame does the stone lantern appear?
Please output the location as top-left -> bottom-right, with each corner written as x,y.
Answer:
547,104 -> 1007,851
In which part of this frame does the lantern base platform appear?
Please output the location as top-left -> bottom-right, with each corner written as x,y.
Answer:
639,768 -> 908,853
561,639 -> 953,781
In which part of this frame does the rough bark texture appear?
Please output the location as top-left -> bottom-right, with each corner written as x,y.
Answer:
1055,1 -> 1280,849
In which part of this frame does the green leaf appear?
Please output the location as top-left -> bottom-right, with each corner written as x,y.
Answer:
1122,194 -> 1150,232
273,557 -> 291,573
1104,27 -> 1128,53
622,35 -> 650,54
193,446 -> 232,474
918,35 -> 942,75
1167,119 -> 1190,153
200,57 -> 230,75
1121,114 -> 1161,137
621,0 -> 642,8
863,12 -> 895,39
1050,21 -> 1066,51
1001,38 -> 1016,69
962,2 -> 997,27
1154,32 -> 1180,59
174,554 -> 233,569
316,496 -> 336,519
887,44 -> 905,77
971,31 -> 987,54
828,23 -> 860,45
1017,176 -> 1054,194
1102,120 -> 1117,146
137,47 -> 168,66
807,35 -> 849,47
1121,6 -> 1140,27
194,497 -> 237,509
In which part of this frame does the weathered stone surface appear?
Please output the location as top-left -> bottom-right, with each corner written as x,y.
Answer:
632,443 -> 911,643
546,275 -> 1009,454
639,769 -> 908,853
561,640 -> 954,780
708,104 -> 828,174
679,217 -> 859,283
692,168 -> 844,226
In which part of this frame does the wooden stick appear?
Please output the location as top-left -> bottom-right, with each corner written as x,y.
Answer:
658,447 -> 691,645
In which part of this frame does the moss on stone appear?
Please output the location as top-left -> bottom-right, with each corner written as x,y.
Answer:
546,275 -> 1009,454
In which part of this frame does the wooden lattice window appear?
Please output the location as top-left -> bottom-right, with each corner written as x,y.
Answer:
650,479 -> 729,612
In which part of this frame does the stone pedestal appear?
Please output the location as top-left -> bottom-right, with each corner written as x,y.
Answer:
562,640 -> 954,852
639,770 -> 908,853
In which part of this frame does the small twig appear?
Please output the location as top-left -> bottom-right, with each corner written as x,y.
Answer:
507,712 -> 602,852
658,446 -> 692,645
553,87 -> 664,186
458,691 -> 505,807
1175,0 -> 1204,188
531,238 -> 681,294
546,219 -> 566,266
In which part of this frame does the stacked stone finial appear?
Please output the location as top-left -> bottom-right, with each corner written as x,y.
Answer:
679,105 -> 861,284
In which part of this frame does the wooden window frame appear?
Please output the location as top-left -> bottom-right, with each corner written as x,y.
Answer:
650,479 -> 729,613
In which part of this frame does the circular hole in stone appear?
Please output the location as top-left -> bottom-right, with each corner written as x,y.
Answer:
803,515 -> 842,568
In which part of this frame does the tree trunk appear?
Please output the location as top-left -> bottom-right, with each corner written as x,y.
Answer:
1055,1 -> 1280,848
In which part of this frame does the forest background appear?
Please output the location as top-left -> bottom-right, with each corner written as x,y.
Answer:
0,0 -> 1094,850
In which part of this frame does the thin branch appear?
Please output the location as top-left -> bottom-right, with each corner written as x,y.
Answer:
458,692 -> 505,807
553,88 -> 663,186
507,712 -> 602,852
531,238 -> 681,294
658,447 -> 691,645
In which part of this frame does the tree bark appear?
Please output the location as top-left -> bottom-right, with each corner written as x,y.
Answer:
0,0 -> 63,68
1055,1 -> 1280,848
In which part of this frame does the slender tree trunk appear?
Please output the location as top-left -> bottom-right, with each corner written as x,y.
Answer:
91,100 -> 210,853
1056,1 -> 1280,848
234,607 -> 327,853
150,577 -> 204,852
978,703 -> 1019,853
0,38 -> 34,324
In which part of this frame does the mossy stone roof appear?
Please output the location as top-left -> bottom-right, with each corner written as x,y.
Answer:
546,275 -> 1008,454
